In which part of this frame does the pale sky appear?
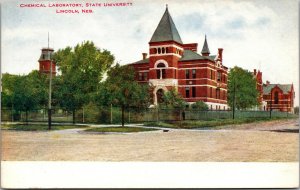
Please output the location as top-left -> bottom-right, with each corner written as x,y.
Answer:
1,0 -> 299,106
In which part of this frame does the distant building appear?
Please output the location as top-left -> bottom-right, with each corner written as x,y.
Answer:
262,82 -> 295,112
252,69 -> 263,109
128,6 -> 228,110
39,47 -> 56,76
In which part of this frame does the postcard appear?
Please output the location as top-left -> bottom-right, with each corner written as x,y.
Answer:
1,0 -> 299,188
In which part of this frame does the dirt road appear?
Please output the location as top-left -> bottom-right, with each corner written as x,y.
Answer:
1,119 -> 298,161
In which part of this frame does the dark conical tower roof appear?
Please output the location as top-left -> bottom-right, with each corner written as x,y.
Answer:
150,6 -> 183,44
201,35 -> 210,55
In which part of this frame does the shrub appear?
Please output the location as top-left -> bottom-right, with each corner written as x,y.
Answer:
191,101 -> 209,111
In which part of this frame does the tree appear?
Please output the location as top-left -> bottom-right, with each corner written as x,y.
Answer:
191,101 -> 209,111
162,88 -> 186,109
101,64 -> 150,126
227,66 -> 259,110
52,41 -> 114,123
1,71 -> 47,123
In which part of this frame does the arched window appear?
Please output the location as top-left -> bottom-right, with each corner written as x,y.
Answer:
166,47 -> 168,53
162,47 -> 165,54
158,48 -> 161,54
274,91 -> 279,104
156,62 -> 166,79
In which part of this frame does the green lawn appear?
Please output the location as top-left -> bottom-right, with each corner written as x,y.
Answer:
1,124 -> 88,131
84,126 -> 159,133
144,117 -> 291,129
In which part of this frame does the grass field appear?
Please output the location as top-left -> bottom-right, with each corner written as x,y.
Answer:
144,117 -> 292,129
1,124 -> 88,131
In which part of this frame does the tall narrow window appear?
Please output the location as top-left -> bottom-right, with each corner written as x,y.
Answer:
192,87 -> 196,97
274,91 -> 279,104
210,70 -> 213,79
216,88 -> 220,99
162,47 -> 165,54
192,69 -> 196,78
156,69 -> 161,79
158,48 -> 161,54
162,69 -> 166,79
144,72 -> 148,81
210,87 -> 213,98
185,87 -> 190,98
138,72 -> 143,81
166,47 -> 169,53
217,72 -> 221,81
185,70 -> 190,79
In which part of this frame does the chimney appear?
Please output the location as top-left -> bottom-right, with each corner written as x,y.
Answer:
218,48 -> 223,62
142,53 -> 147,60
254,69 -> 257,75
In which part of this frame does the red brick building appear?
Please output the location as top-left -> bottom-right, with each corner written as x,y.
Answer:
39,47 -> 56,76
128,6 -> 228,109
262,82 -> 295,112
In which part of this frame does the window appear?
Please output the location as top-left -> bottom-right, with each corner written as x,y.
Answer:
156,69 -> 161,79
274,91 -> 279,104
185,70 -> 190,79
138,73 -> 143,80
185,87 -> 190,98
158,48 -> 161,54
217,72 -> 221,81
154,48 -> 157,54
162,69 -> 166,79
210,87 -> 213,98
166,47 -> 169,53
210,70 -> 213,79
157,62 -> 166,79
192,69 -> 196,78
144,72 -> 148,81
162,47 -> 165,54
192,87 -> 196,97
216,88 -> 220,99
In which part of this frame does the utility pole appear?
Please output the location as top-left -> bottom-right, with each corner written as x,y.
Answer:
48,32 -> 52,130
269,91 -> 272,119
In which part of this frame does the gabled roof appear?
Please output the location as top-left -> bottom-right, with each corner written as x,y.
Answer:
263,84 -> 293,95
149,7 -> 183,44
179,50 -> 215,62
130,58 -> 149,65
201,35 -> 210,55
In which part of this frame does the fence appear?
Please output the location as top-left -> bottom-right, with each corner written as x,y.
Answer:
1,107 -> 297,124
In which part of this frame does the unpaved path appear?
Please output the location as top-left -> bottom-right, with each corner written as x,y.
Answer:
1,119 -> 298,161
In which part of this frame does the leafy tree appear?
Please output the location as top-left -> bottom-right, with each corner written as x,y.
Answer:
191,101 -> 209,111
227,66 -> 259,110
52,41 -> 114,123
1,73 -> 17,109
162,88 -> 186,109
1,71 -> 47,123
101,64 -> 150,126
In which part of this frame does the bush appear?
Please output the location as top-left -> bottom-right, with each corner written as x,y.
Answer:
191,101 -> 209,111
